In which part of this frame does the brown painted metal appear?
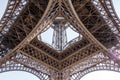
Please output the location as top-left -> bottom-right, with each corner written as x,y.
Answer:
0,0 -> 120,80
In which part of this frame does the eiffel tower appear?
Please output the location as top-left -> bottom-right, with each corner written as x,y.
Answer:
0,0 -> 120,80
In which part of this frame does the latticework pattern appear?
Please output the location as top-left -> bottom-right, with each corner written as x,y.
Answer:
0,0 -> 120,80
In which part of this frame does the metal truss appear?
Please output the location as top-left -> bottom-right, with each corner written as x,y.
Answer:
0,0 -> 120,80
70,53 -> 120,80
0,53 -> 51,80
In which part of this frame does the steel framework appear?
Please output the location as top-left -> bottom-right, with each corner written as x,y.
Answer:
0,0 -> 120,80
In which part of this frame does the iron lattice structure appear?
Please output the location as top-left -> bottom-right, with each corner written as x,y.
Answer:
0,0 -> 120,80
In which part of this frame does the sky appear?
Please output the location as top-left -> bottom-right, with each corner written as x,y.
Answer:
81,70 -> 120,80
112,0 -> 120,18
0,0 -> 120,80
0,0 -> 8,19
0,71 -> 39,80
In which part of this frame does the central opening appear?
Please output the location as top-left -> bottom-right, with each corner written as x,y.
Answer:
38,16 -> 82,51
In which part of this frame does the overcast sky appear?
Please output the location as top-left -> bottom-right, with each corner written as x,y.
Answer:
0,0 -> 8,19
0,0 -> 120,80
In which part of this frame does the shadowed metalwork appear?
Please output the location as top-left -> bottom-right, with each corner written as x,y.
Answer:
0,0 -> 120,80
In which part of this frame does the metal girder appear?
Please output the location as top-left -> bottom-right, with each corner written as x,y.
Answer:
0,0 -> 120,80
0,53 -> 51,80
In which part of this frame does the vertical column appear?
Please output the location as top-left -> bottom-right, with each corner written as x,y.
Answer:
52,20 -> 67,51
49,69 -> 63,80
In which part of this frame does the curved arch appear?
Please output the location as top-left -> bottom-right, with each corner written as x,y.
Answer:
0,0 -> 27,32
0,0 -> 28,59
99,0 -> 120,32
70,59 -> 120,80
0,0 -> 53,59
0,62 -> 50,80
92,0 -> 120,48
69,0 -> 120,59
63,0 -> 108,52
